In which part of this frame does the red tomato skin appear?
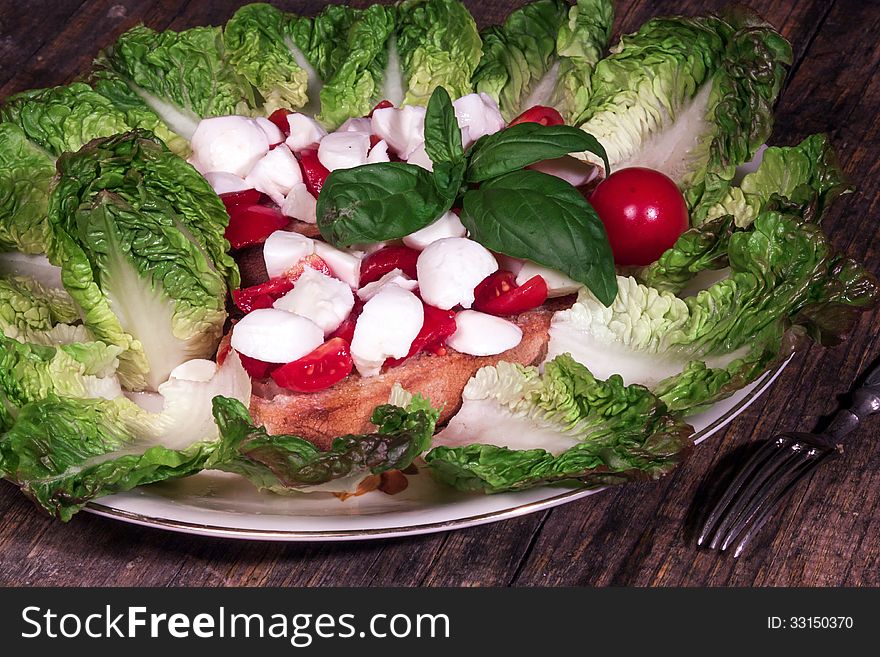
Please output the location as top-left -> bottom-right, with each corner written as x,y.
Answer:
267,108 -> 292,136
508,105 -> 565,127
232,255 -> 332,313
589,167 -> 689,266
238,353 -> 279,379
359,246 -> 420,285
298,149 -> 330,197
385,304 -> 457,368
224,205 -> 289,249
219,189 -> 262,212
271,338 -> 353,392
473,271 -> 549,315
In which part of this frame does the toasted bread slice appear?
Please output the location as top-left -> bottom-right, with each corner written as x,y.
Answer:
247,305 -> 558,450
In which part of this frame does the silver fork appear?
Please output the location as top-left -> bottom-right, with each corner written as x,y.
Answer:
697,357 -> 880,557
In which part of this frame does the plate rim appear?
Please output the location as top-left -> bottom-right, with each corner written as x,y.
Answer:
84,356 -> 792,541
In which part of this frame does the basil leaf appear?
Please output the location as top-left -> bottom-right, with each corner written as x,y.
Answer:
461,169 -> 617,306
466,123 -> 610,183
432,160 -> 466,202
317,162 -> 448,247
424,86 -> 464,167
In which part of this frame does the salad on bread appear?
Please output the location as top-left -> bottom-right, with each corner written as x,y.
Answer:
0,0 -> 876,519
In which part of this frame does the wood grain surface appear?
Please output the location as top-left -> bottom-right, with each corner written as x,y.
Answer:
1,0 -> 878,587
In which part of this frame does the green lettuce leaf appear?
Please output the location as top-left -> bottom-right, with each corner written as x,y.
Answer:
576,11 -> 791,220
211,394 -> 439,494
395,0 -> 482,106
0,82 -> 132,156
0,123 -> 56,254
547,211 -> 879,413
425,355 -> 693,493
473,0 -> 613,124
0,352 -> 251,520
48,132 -> 232,391
640,134 -> 850,293
224,3 -> 314,114
0,274 -> 80,343
93,25 -> 256,141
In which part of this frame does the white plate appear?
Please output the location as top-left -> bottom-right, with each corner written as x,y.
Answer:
85,357 -> 790,541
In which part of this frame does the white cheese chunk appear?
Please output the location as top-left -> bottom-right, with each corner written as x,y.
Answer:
528,155 -> 598,187
416,237 -> 498,310
314,241 -> 362,289
273,268 -> 354,334
203,171 -> 250,195
351,284 -> 424,377
244,144 -> 303,205
285,112 -> 328,152
367,139 -> 391,164
447,310 -> 523,356
231,308 -> 324,364
263,231 -> 315,279
168,359 -> 218,383
357,268 -> 418,301
403,210 -> 466,250
338,117 -> 373,134
317,131 -> 371,171
406,144 -> 433,171
453,93 -> 505,149
255,117 -> 285,145
281,182 -> 318,224
190,116 -> 269,177
515,262 -> 582,297
371,105 -> 425,158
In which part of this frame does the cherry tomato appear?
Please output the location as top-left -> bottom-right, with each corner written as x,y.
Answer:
267,108 -> 292,136
589,167 -> 689,266
232,255 -> 332,313
359,246 -> 420,285
508,105 -> 565,128
298,149 -> 330,197
386,303 -> 457,367
239,353 -> 279,379
473,271 -> 548,315
271,338 -> 353,392
219,188 -> 262,213
224,204 -> 289,249
369,100 -> 394,117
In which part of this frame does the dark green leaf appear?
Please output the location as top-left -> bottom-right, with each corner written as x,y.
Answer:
461,169 -> 617,305
424,86 -> 464,167
317,162 -> 450,247
466,122 -> 610,182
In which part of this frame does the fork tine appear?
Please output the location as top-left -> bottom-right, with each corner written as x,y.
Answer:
730,451 -> 832,557
718,443 -> 822,551
704,436 -> 801,549
697,436 -> 794,546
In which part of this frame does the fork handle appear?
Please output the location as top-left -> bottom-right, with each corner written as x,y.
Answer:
824,363 -> 880,440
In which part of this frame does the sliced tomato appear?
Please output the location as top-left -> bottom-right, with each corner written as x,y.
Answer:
232,255 -> 332,313
473,271 -> 548,316
508,105 -> 565,128
219,188 -> 262,213
369,134 -> 383,149
267,108 -> 292,136
271,338 -> 353,392
224,204 -> 289,250
386,304 -> 457,368
239,352 -> 279,379
369,99 -> 394,117
360,246 -> 420,285
298,149 -> 330,197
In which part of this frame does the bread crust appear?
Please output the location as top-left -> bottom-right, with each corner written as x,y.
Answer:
248,306 -> 557,450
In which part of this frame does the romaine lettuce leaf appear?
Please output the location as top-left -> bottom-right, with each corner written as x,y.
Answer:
0,352 -> 250,520
640,134 -> 850,293
48,132 -> 233,391
547,211 -> 879,413
395,0 -> 482,106
0,274 -> 79,343
0,123 -> 56,254
224,3 -> 315,114
0,82 -> 131,156
575,11 -> 791,220
211,394 -> 439,494
472,0 -> 613,124
425,355 -> 693,493
93,25 -> 256,141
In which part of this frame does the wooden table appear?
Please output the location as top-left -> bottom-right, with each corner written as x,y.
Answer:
1,0 -> 878,587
